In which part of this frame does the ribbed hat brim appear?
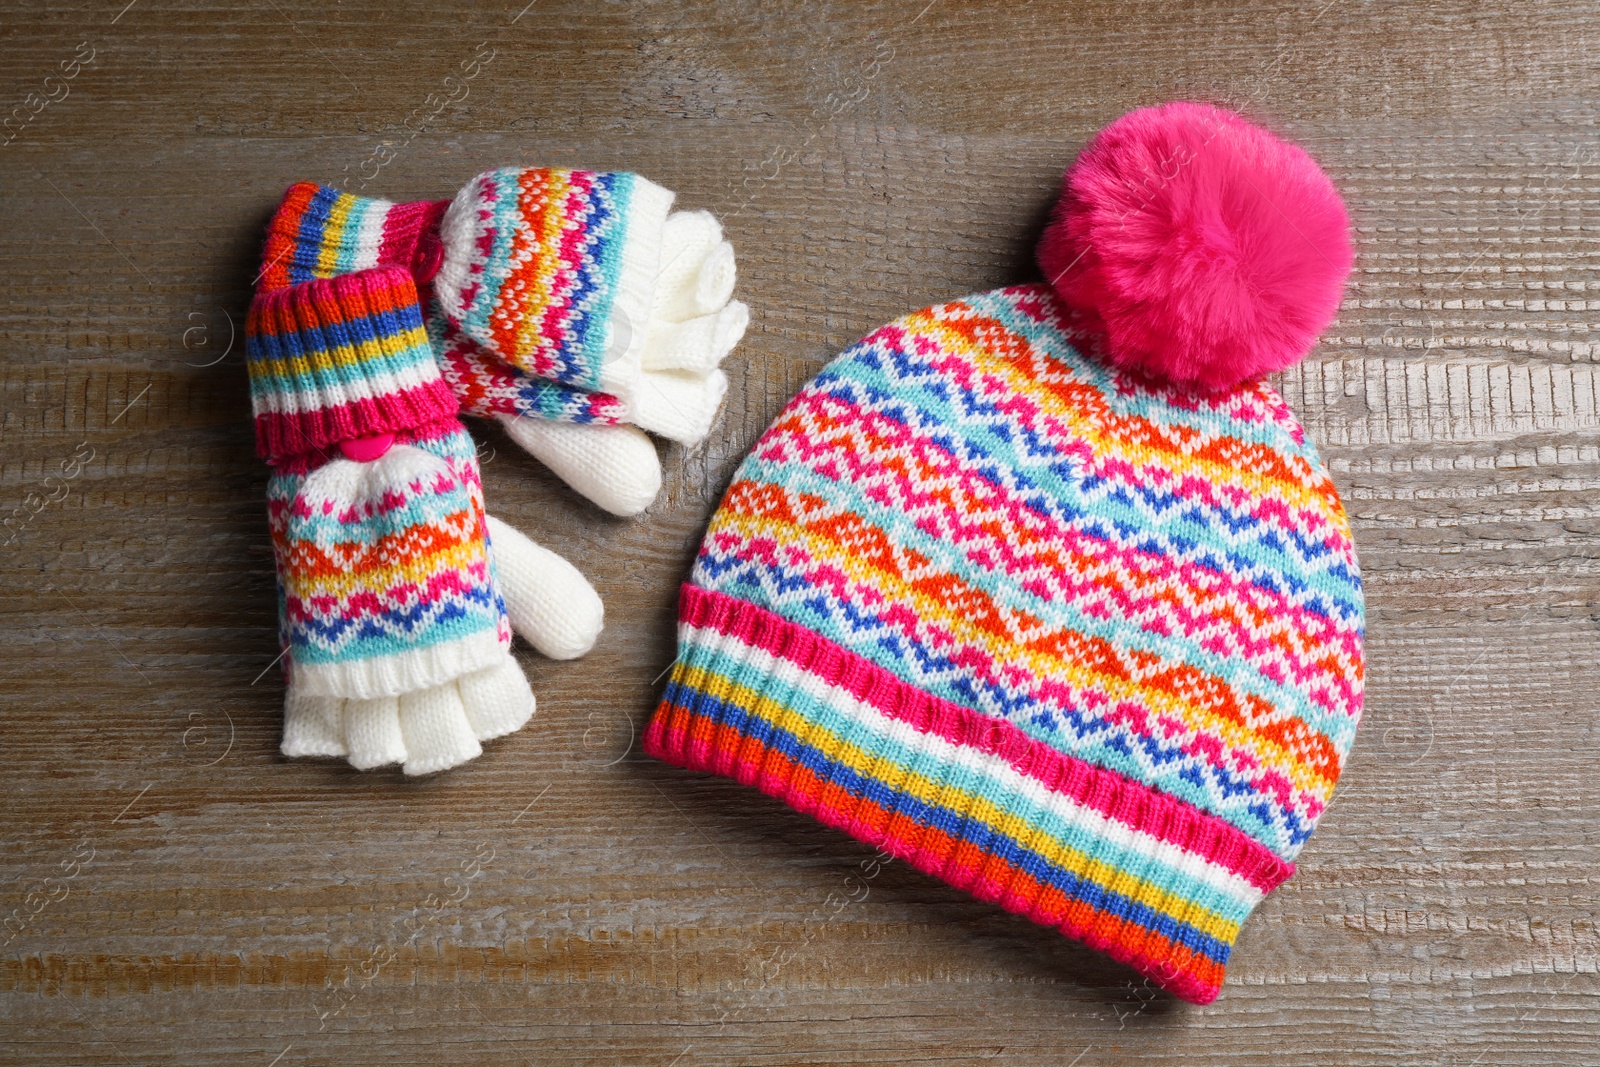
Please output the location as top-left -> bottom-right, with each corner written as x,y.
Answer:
645,584 -> 1295,1005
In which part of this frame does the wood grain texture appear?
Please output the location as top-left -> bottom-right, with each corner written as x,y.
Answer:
3,0 -> 1599,1063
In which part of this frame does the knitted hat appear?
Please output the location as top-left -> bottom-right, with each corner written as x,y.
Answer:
644,103 -> 1362,1004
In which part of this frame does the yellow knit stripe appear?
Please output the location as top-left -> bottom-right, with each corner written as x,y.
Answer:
314,193 -> 359,278
282,530 -> 484,601
253,324 -> 431,388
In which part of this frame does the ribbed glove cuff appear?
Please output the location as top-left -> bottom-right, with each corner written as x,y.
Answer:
259,181 -> 450,293
246,267 -> 459,464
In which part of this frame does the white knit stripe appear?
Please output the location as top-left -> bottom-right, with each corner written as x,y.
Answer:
293,627 -> 507,700
251,343 -> 437,416
353,201 -> 392,271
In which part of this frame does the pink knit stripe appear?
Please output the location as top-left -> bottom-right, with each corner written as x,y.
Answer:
253,381 -> 460,464
677,584 -> 1295,894
377,199 -> 450,276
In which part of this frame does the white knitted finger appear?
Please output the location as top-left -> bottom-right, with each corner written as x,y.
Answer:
498,417 -> 662,517
456,657 -> 536,742
630,367 -> 730,445
397,683 -> 483,776
594,205 -> 742,438
342,696 -> 405,770
688,241 -> 738,317
656,211 -> 732,319
281,690 -> 347,758
485,514 -> 605,660
641,301 -> 749,375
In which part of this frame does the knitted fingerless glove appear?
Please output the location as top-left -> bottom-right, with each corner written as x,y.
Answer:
247,266 -> 603,774
260,172 -> 746,446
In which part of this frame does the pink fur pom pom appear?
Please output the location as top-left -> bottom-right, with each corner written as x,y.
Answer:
1037,102 -> 1353,392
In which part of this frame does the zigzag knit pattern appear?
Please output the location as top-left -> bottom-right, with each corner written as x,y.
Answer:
436,167 -> 654,392
645,283 -> 1364,1004
429,311 -> 628,425
268,424 -> 511,700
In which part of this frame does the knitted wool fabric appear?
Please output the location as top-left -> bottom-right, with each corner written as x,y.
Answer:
257,178 -> 641,425
259,181 -> 451,293
428,309 -> 628,426
247,268 -> 509,698
245,264 -> 459,465
267,426 -> 510,698
252,173 -> 747,519
435,167 -> 672,392
644,283 -> 1364,1004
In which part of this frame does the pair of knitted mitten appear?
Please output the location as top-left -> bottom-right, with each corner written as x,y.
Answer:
259,169 -> 748,516
247,266 -> 603,775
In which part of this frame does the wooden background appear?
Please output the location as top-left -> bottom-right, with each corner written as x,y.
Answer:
3,0 -> 1599,1063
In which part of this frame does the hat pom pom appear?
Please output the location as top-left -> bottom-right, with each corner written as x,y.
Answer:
1037,102 -> 1353,392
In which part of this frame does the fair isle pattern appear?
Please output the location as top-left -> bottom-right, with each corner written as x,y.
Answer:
268,424 -> 511,699
429,311 -> 628,425
646,585 -> 1296,1005
438,168 -> 634,391
686,284 -> 1364,863
245,268 -> 460,464
258,182 -> 448,293
648,283 -> 1364,1003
